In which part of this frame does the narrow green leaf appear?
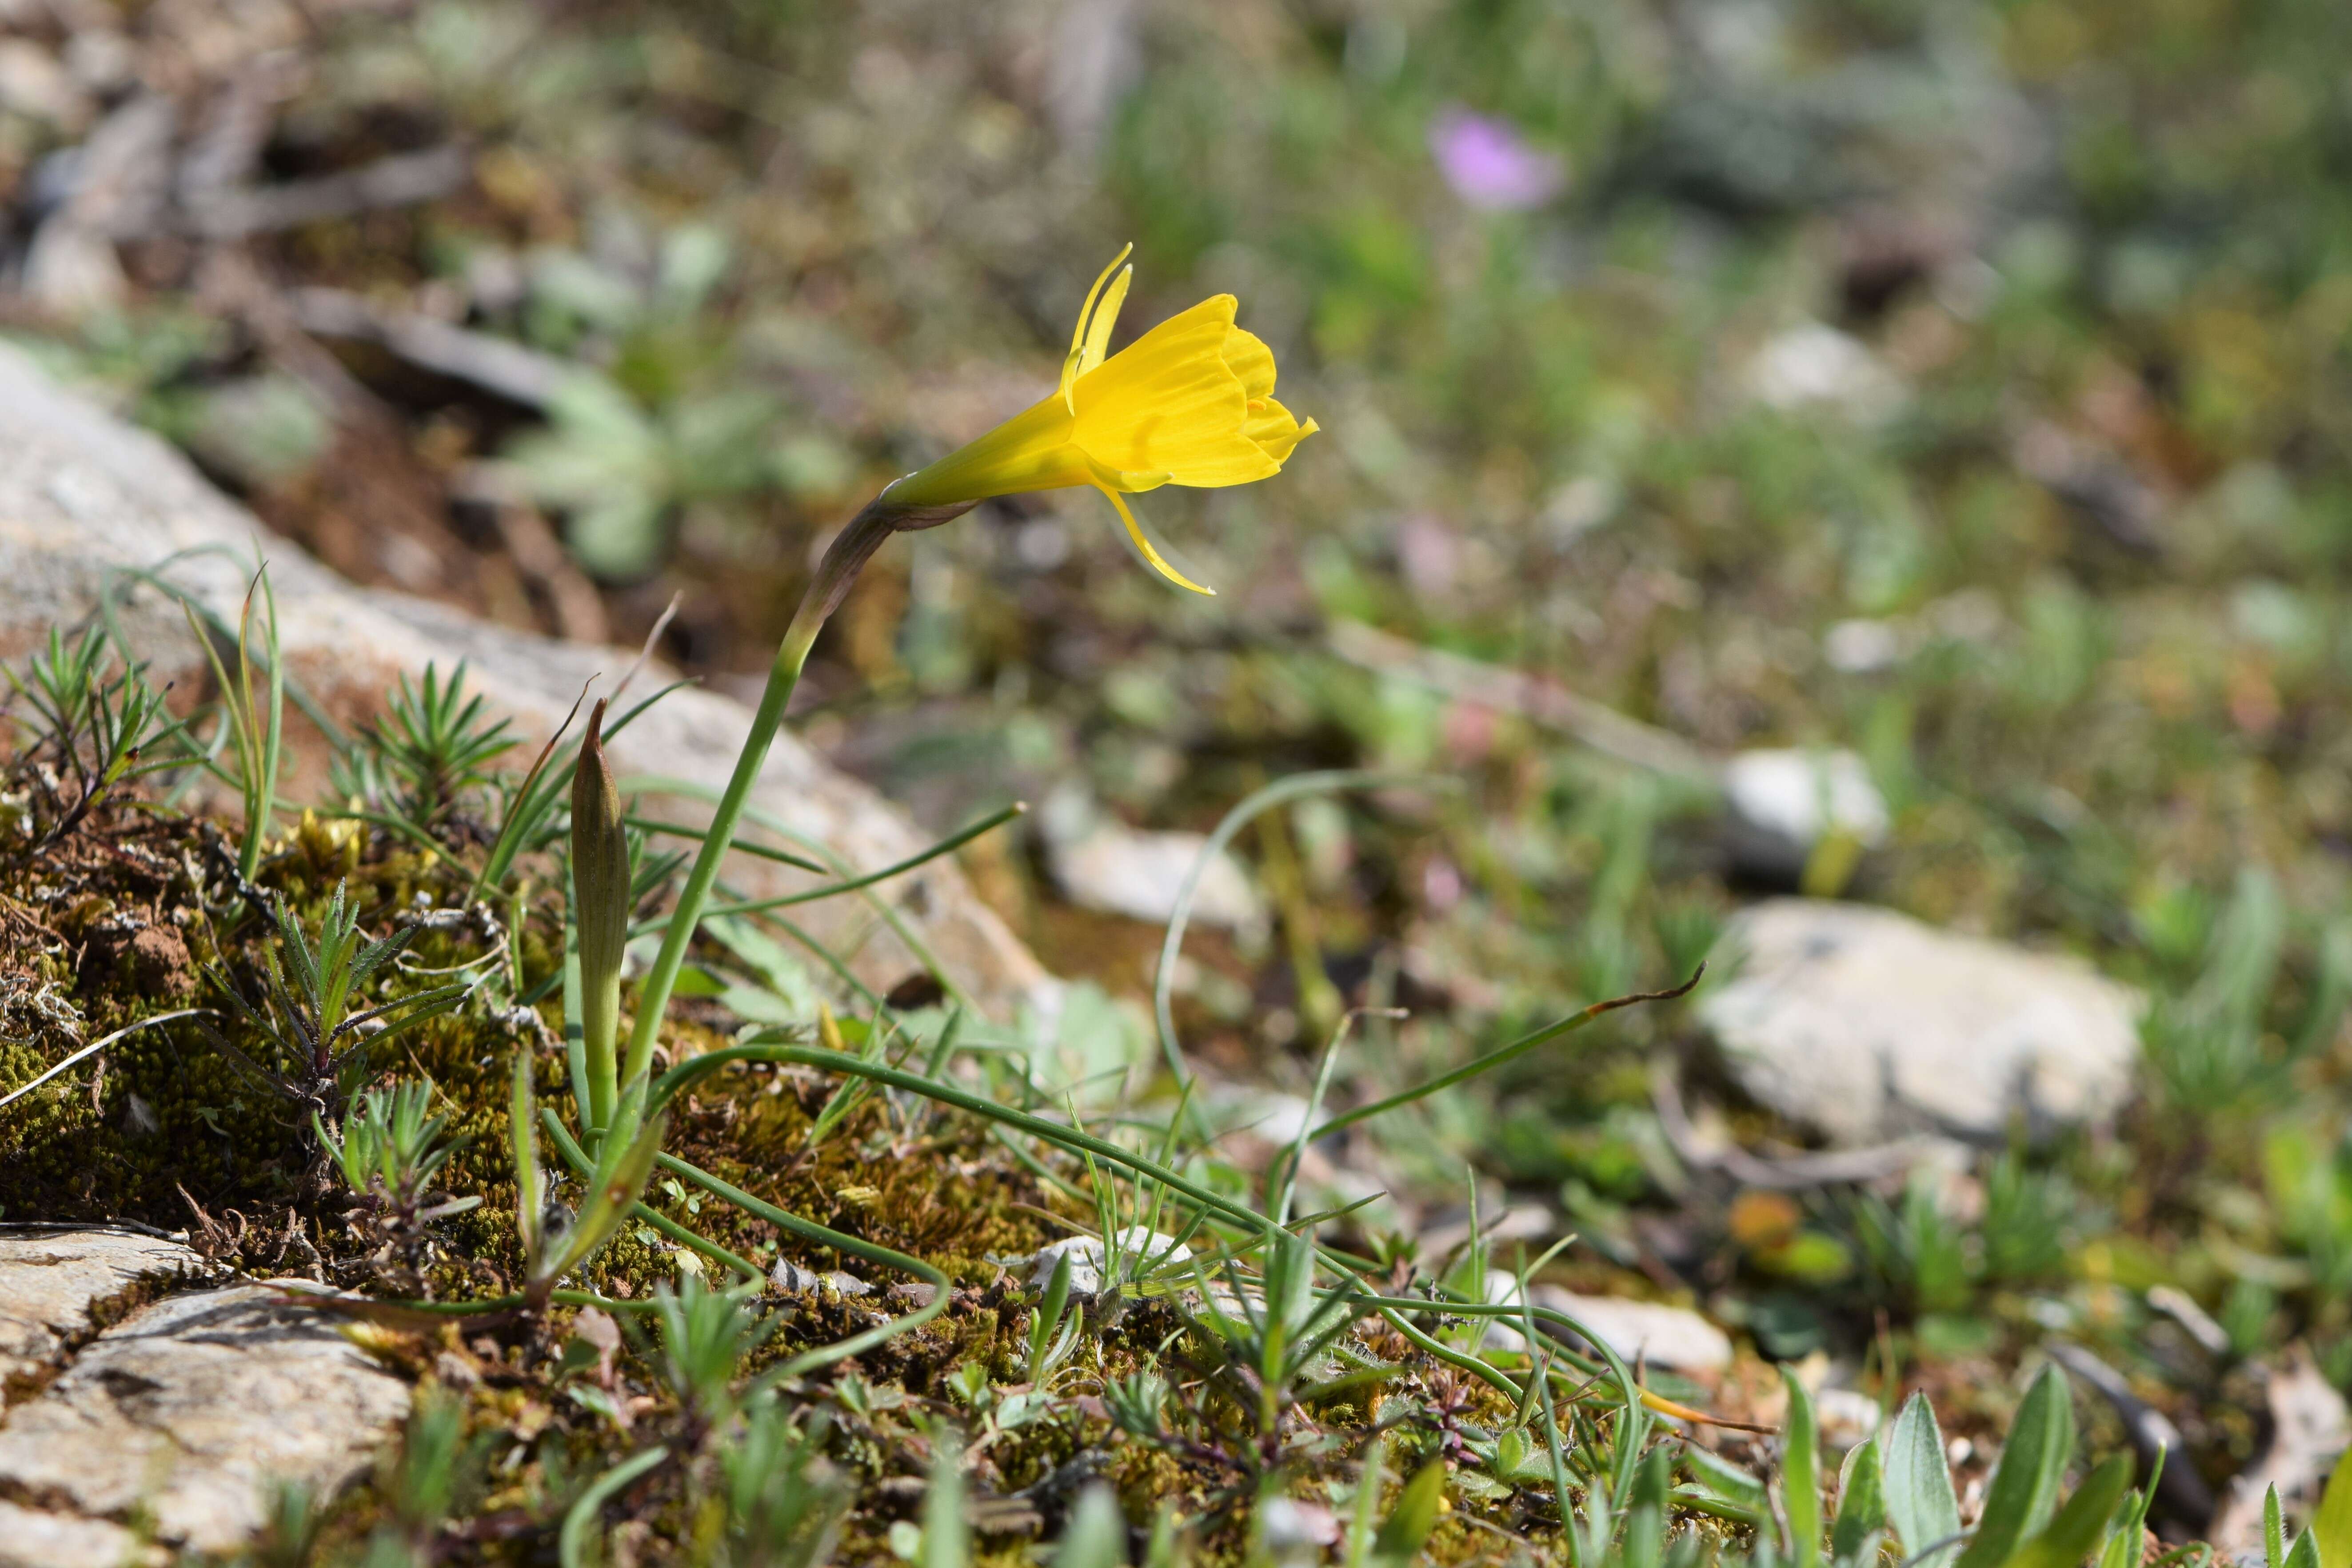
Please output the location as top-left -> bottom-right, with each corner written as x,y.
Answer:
1053,1485 -> 1126,1568
2290,1534 -> 2325,1568
510,1052 -> 541,1261
2000,1456 -> 2132,1568
2312,1445 -> 2352,1568
1372,1459 -> 1447,1568
543,1108 -> 667,1285
922,1428 -> 968,1568
2271,1486 -> 2289,1568
1686,1445 -> 1770,1512
1955,1365 -> 2076,1568
1887,1392 -> 1965,1568
1833,1433 -> 1887,1568
1781,1367 -> 1822,1568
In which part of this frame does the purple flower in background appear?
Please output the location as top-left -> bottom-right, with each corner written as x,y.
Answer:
1428,107 -> 1566,211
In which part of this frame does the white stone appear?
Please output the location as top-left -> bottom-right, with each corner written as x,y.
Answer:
1701,899 -> 2143,1146
1817,1386 -> 1884,1449
1533,1285 -> 1734,1372
1048,821 -> 1264,932
0,1499 -> 158,1568
0,1286 -> 411,1555
770,1261 -> 872,1297
1824,618 -> 1903,674
0,1227 -> 202,1397
1029,1228 -> 1193,1295
1745,323 -> 1905,422
1724,748 -> 1890,857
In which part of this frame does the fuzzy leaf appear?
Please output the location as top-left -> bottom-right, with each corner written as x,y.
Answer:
1888,1392 -> 1965,1568
1372,1458 -> 1447,1568
2001,1456 -> 2132,1568
1833,1433 -> 1887,1568
1955,1365 -> 2076,1568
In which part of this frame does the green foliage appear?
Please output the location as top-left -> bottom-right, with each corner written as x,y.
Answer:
182,563 -> 286,883
642,1271 -> 778,1430
343,663 -> 517,834
210,881 -> 472,1113
1885,1392 -> 1965,1568
5,622 -> 183,840
316,1077 -> 467,1209
1025,1248 -> 1082,1385
509,1054 -> 667,1307
708,1401 -> 848,1568
1953,1367 -> 2077,1568
1780,1368 -> 1821,1568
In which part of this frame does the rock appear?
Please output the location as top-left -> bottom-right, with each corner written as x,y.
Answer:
0,1499 -> 157,1568
0,1226 -> 202,1398
1029,1227 -> 1193,1295
1046,817 -> 1264,933
1701,899 -> 2142,1146
1815,1386 -> 1883,1450
0,341 -> 1048,1016
1533,1285 -> 1735,1372
770,1261 -> 872,1297
1745,322 -> 1905,422
0,1285 -> 410,1556
1722,748 -> 1891,883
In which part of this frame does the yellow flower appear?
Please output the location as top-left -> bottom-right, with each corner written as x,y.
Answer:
884,246 -> 1318,594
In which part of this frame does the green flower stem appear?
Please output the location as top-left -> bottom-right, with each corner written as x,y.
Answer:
539,1112 -> 764,1281
620,491 -> 975,1090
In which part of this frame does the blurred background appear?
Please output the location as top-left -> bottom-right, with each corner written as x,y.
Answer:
8,0 -> 2352,1490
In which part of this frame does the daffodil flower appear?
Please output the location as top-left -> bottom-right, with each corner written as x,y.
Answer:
626,250 -> 1316,1077
884,245 -> 1319,594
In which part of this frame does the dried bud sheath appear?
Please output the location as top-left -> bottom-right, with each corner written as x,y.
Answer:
571,699 -> 631,1132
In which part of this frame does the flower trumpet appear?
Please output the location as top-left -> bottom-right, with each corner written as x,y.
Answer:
885,245 -> 1318,595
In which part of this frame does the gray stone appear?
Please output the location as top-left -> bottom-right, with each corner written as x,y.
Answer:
1701,898 -> 2142,1146
1723,747 -> 1890,883
1038,789 -> 1262,934
1744,322 -> 1905,423
1533,1285 -> 1734,1372
770,1260 -> 872,1297
0,1285 -> 410,1556
0,1499 -> 157,1568
0,1227 -> 202,1398
0,341 -> 1050,1017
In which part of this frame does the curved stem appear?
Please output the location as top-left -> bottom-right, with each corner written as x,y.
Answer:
1150,770 -> 1423,1101
620,612 -> 819,1089
650,1152 -> 950,1392
539,1112 -> 763,1281
1307,967 -> 1702,1145
560,1445 -> 669,1568
619,492 -> 973,1088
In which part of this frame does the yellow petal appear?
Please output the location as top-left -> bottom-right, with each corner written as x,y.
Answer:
1061,245 -> 1134,411
1243,399 -> 1318,466
1221,326 -> 1278,401
1078,266 -> 1132,379
1072,295 -> 1279,487
1096,484 -> 1215,595
886,394 -> 1090,507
